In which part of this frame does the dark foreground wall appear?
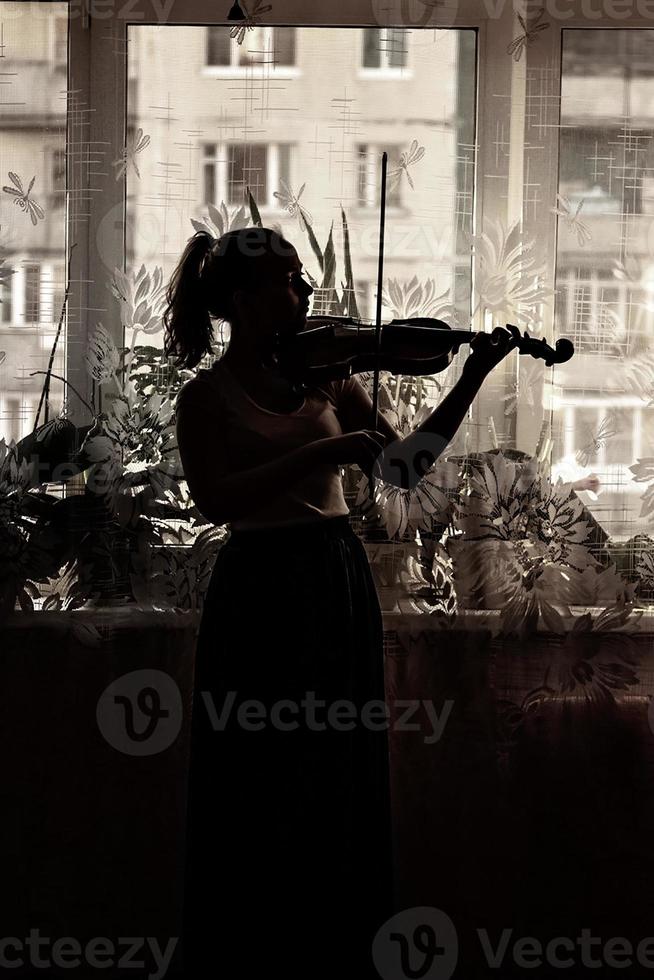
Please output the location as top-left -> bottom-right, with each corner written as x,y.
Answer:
3,609 -> 654,978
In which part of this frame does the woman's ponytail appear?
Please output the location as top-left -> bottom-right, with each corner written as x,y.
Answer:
163,231 -> 216,370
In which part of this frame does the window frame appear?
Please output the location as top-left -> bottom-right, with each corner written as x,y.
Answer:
51,10 -> 68,69
67,0 -> 654,438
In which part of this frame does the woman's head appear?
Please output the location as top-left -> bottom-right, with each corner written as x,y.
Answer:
163,226 -> 313,369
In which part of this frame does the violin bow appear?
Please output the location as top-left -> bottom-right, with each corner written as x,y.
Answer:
369,150 -> 388,501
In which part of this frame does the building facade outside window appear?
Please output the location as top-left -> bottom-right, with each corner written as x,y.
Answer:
206,26 -> 296,68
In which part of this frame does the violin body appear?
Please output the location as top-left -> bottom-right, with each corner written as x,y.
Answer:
274,314 -> 575,385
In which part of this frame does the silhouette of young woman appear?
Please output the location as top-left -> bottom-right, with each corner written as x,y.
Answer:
166,226 -> 515,979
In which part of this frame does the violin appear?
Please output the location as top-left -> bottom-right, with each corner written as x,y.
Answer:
274,315 -> 574,386
274,152 -> 574,499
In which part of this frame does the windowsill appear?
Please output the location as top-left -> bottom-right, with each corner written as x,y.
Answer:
216,204 -> 291,216
357,68 -> 414,80
202,65 -> 301,78
0,323 -> 64,332
3,606 -> 200,630
5,603 -> 654,636
382,603 -> 654,633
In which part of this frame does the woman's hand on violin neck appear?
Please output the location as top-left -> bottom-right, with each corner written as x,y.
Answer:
464,327 -> 517,378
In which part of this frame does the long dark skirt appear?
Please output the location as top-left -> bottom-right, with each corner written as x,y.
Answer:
182,515 -> 395,978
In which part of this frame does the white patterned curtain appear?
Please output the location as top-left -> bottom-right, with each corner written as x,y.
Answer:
2,0 -> 654,626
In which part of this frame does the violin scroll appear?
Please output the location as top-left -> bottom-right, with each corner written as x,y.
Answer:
506,324 -> 575,367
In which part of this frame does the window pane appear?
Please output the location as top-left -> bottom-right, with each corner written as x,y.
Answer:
278,143 -> 291,187
356,145 -> 368,206
24,265 -> 41,323
273,27 -> 296,66
126,24 -> 475,429
203,161 -> 216,205
238,26 -> 265,66
207,27 -> 230,65
555,29 -> 654,539
227,144 -> 267,205
0,2 -> 68,444
51,147 -> 66,209
1,278 -> 12,322
563,30 -> 654,77
387,29 -> 408,68
357,146 -> 403,208
362,29 -> 381,68
127,23 -> 475,336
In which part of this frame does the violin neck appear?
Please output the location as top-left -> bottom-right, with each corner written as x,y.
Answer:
384,321 -> 475,346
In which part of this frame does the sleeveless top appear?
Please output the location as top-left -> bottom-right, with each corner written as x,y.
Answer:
175,358 -> 360,531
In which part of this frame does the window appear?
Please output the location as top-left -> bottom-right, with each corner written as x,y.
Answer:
0,2 -> 67,456
49,266 -> 65,326
203,143 -> 291,209
0,276 -> 12,323
603,410 -> 635,466
357,145 -> 402,208
24,265 -> 41,323
559,126 -> 654,215
203,145 -> 217,207
562,30 -> 654,77
9,0 -> 654,618
228,144 -> 269,205
551,28 -> 654,539
554,266 -> 636,356
4,398 -> 23,444
362,28 -> 408,69
206,27 -> 230,65
129,22 -> 473,377
50,148 -> 66,210
206,26 -> 296,68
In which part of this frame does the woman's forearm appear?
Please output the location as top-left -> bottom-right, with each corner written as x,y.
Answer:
415,362 -> 486,442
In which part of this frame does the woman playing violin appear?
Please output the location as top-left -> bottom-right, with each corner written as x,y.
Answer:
166,226 -> 515,980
